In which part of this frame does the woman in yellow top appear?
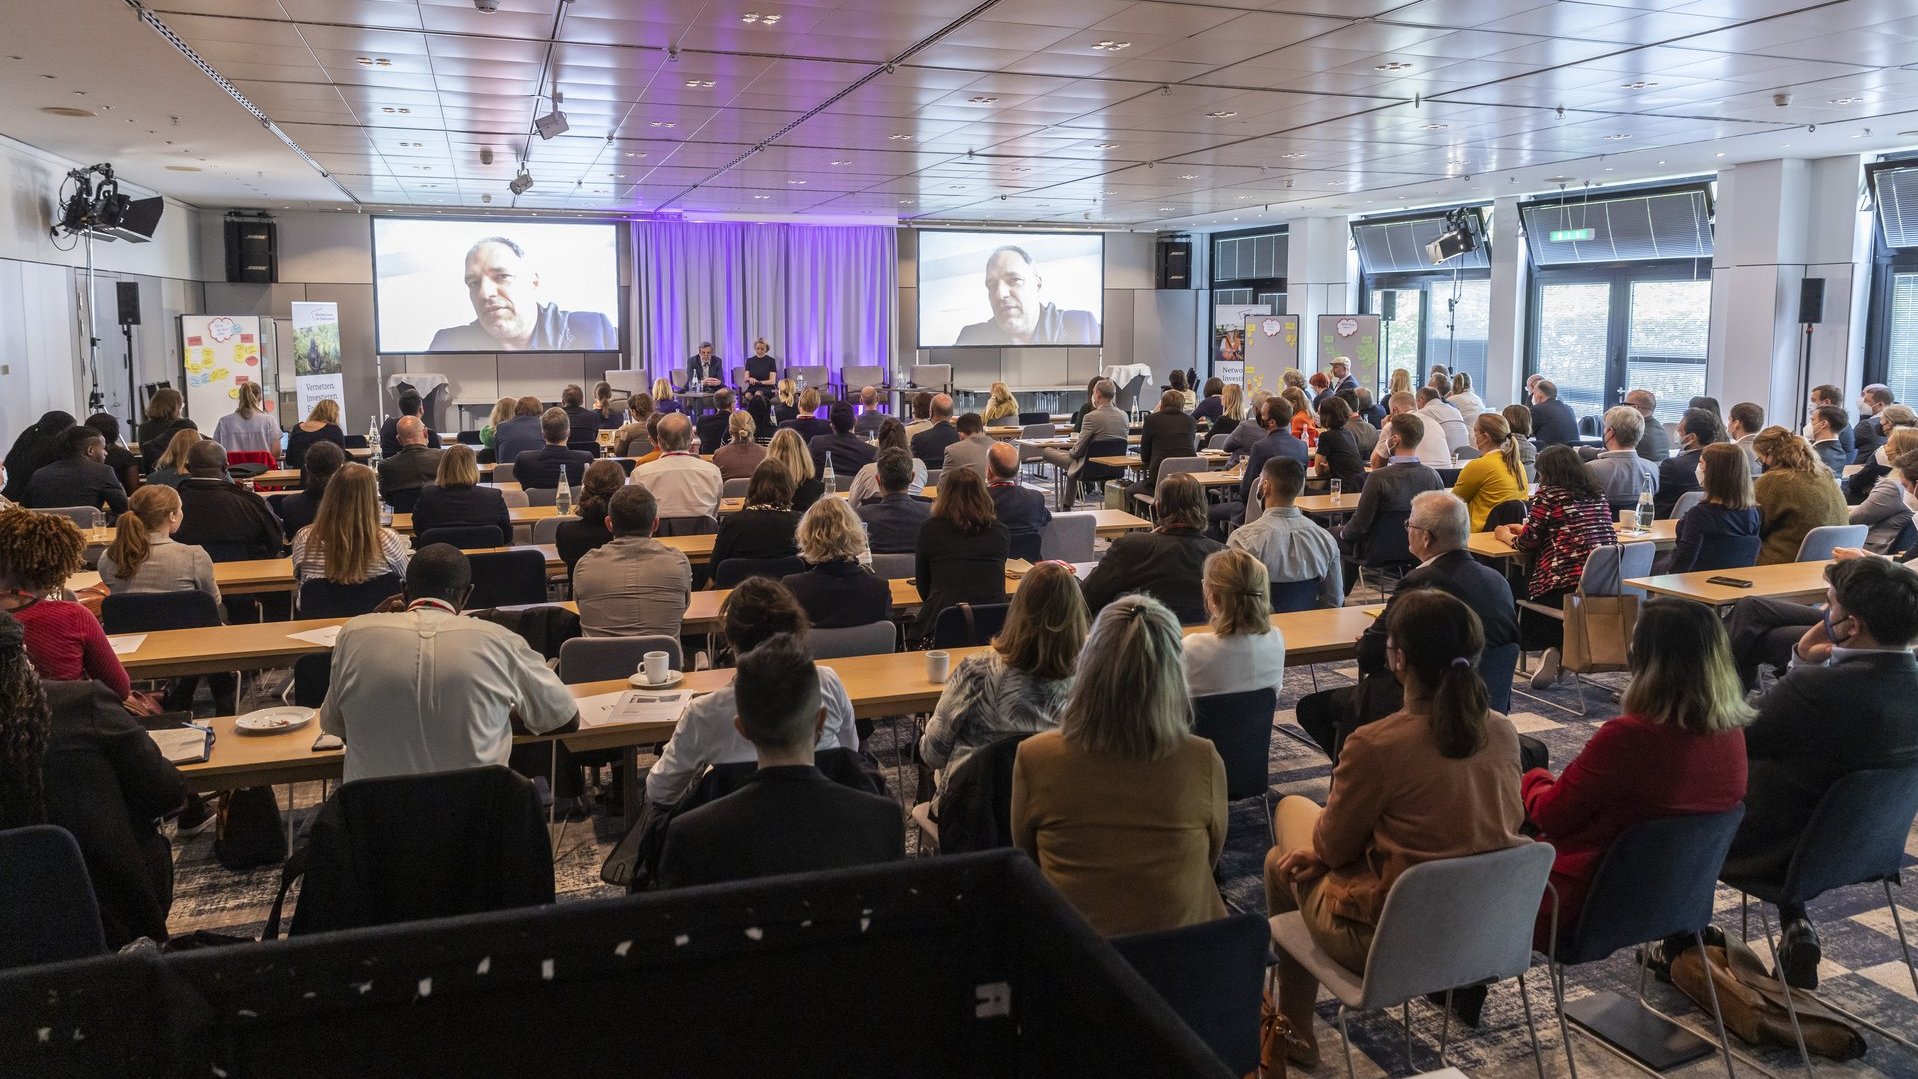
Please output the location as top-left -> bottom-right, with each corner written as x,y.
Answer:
982,381 -> 1020,424
1451,412 -> 1529,531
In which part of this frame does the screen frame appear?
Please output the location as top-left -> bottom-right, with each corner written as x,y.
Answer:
368,213 -> 626,355
915,228 -> 1107,350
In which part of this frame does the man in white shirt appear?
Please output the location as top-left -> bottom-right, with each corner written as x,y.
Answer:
319,545 -> 579,783
1584,404 -> 1659,506
1228,455 -> 1342,610
631,412 -> 722,520
1370,391 -> 1451,470
1415,384 -> 1471,455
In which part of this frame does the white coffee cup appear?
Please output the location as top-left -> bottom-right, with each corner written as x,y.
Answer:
1617,509 -> 1638,531
926,649 -> 951,684
642,651 -> 670,683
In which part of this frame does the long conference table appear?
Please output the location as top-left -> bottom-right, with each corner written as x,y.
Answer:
173,604 -> 1384,794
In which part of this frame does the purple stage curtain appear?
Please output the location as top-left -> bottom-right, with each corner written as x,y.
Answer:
633,220 -> 896,388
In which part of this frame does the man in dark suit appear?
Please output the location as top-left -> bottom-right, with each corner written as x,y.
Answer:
512,409 -> 593,491
559,384 -> 601,451
1654,407 -> 1717,518
377,416 -> 444,506
656,634 -> 904,889
1855,383 -> 1894,461
1297,490 -> 1518,761
1212,396 -> 1309,533
687,342 -> 725,393
986,443 -> 1051,561
1528,378 -> 1580,449
1724,556 -> 1918,989
808,402 -> 876,481
1125,389 -> 1198,511
1808,384 -> 1855,465
695,388 -> 737,452
1625,389 -> 1670,463
1807,404 -> 1849,475
854,450 -> 929,553
174,441 -> 284,559
909,393 -> 962,470
26,426 -> 128,515
379,390 -> 442,459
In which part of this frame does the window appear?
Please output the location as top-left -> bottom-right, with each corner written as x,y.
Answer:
1528,268 -> 1712,424
1355,208 -> 1492,397
1209,226 -> 1288,378
1864,160 -> 1918,405
1879,271 -> 1918,406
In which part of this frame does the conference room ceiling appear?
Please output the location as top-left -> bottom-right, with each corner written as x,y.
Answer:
6,0 -> 1918,228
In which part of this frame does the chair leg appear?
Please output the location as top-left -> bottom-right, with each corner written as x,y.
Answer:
1403,1001 -> 1415,1071
1338,1005 -> 1357,1079
1519,970 -> 1550,1079
1439,987 -> 1454,1065
1551,959 -> 1580,1079
1890,881 -> 1918,1008
1695,930 -> 1739,1079
1756,904 -> 1816,1079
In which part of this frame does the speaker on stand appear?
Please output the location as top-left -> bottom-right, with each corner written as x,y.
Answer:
116,280 -> 142,434
1796,277 -> 1825,430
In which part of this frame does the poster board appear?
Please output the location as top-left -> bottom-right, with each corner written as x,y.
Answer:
1213,302 -> 1270,383
1316,314 -> 1381,393
291,302 -> 344,420
1238,314 -> 1299,396
178,315 -> 274,425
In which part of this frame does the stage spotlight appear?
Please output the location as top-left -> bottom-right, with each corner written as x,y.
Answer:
509,170 -> 534,196
534,109 -> 569,140
1425,207 -> 1480,265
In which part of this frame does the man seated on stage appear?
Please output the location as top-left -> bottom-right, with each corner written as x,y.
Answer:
174,441 -> 284,560
695,388 -> 737,452
743,339 -> 778,397
321,544 -> 578,783
379,390 -> 443,459
953,245 -> 1101,346
379,416 -> 445,505
986,442 -> 1050,562
853,387 -> 888,437
631,413 -> 723,520
941,413 -> 996,478
655,632 -> 904,889
911,394 -> 962,469
1227,456 -> 1341,611
572,484 -> 692,639
427,236 -> 614,352
687,341 -> 725,393
513,409 -> 593,492
809,402 -> 875,483
856,450 -> 930,553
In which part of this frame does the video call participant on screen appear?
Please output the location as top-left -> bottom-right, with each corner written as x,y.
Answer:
426,236 -> 616,352
743,339 -> 778,397
953,245 -> 1101,347
687,342 -> 725,392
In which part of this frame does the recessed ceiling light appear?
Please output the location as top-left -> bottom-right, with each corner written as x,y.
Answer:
1715,152 -> 1725,157
164,164 -> 201,172
898,199 -> 914,204
1009,166 -> 1031,173
1279,152 -> 1307,160
1657,159 -> 1666,164
650,121 -> 675,128
1158,206 -> 1176,212
1089,40 -> 1131,51
1830,96 -> 1864,105
1374,61 -> 1413,72
968,95 -> 998,104
380,106 -> 412,114
1179,174 -> 1197,180
1420,122 -> 1447,130
1602,133 -> 1631,141
753,194 -> 771,199
39,106 -> 93,118
1205,110 -> 1238,119
356,57 -> 392,67
1235,195 -> 1252,199
1094,142 -> 1119,150
829,159 -> 850,165
684,79 -> 715,88
1620,80 -> 1657,89
888,133 -> 912,141
624,151 -> 645,157
786,179 -> 807,184
741,11 -> 781,23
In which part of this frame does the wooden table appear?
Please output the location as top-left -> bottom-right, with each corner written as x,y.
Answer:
254,461 -> 500,489
1466,518 -> 1678,560
68,558 -> 298,596
1625,560 -> 1832,608
391,505 -> 556,535
1294,492 -> 1361,518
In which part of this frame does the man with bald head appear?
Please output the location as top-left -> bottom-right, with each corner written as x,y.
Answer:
174,439 -> 284,560
910,393 -> 962,469
953,245 -> 1100,346
987,441 -> 1051,561
426,235 -> 616,351
378,415 -> 445,506
632,412 -> 723,520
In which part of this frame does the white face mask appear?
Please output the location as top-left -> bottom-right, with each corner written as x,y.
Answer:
1877,446 -> 1892,467
1696,465 -> 1708,488
1904,486 -> 1918,515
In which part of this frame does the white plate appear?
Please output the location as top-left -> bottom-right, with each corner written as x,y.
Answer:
629,670 -> 685,688
235,707 -> 315,734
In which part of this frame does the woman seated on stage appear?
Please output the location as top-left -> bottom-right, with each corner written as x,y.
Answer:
411,444 -> 512,549
782,496 -> 890,630
290,463 -> 409,587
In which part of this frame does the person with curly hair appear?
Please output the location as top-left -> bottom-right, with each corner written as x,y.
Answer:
0,510 -> 130,699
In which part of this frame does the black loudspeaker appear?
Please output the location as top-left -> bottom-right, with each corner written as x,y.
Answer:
1381,291 -> 1398,320
1797,277 -> 1825,325
1155,240 -> 1191,289
116,280 -> 141,326
224,218 -> 278,284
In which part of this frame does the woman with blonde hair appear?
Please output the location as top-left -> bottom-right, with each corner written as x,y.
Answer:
284,398 -> 346,470
1850,425 -> 1918,552
212,381 -> 283,458
1082,473 -> 1223,625
711,409 -> 766,481
410,444 -> 511,549
781,495 -> 889,628
1751,426 -> 1847,564
555,458 -> 625,578
652,377 -> 681,415
615,393 -> 656,457
1388,368 -> 1413,398
710,459 -> 800,574
773,378 -> 799,424
479,396 -> 515,450
784,387 -> 829,439
1183,547 -> 1284,697
291,463 -> 409,585
923,562 -> 1088,808
145,428 -> 203,489
97,485 -> 219,602
1013,594 -> 1228,935
1449,371 -> 1485,427
767,427 -> 823,512
911,466 -> 1009,642
1451,412 -> 1529,531
982,381 -> 1019,425
1214,382 -> 1246,440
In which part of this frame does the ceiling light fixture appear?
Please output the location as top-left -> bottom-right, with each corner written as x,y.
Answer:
508,169 -> 533,196
1279,152 -> 1306,159
1179,173 -> 1197,179
753,194 -> 771,199
1089,40 -> 1131,51
888,133 -> 911,140
786,179 -> 807,184
650,121 -> 676,128
740,12 -> 781,23
1374,61 -> 1413,72
829,159 -> 850,165
1420,122 -> 1447,130
1601,133 -> 1631,141
356,57 -> 392,67
379,106 -> 411,114
1094,142 -> 1119,149
685,79 -> 715,88
1620,80 -> 1657,89
1830,96 -> 1864,105
1205,110 -> 1237,119
968,95 -> 998,103
1158,206 -> 1176,211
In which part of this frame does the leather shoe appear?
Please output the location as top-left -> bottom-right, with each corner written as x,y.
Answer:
1776,918 -> 1821,990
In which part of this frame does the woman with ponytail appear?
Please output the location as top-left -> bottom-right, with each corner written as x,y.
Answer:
212,381 -> 285,459
1183,548 -> 1286,697
97,485 -> 220,602
1451,412 -> 1530,531
1262,589 -> 1525,1067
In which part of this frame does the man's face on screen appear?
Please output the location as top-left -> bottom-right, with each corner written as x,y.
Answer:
983,250 -> 1042,339
465,241 -> 540,344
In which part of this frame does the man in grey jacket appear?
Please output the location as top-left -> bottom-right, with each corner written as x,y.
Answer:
1585,405 -> 1660,508
1044,378 -> 1127,509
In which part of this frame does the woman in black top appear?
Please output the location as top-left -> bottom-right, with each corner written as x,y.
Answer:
554,459 -> 625,580
411,444 -> 512,549
1656,443 -> 1762,575
782,496 -> 891,628
3,411 -> 75,503
283,399 -> 347,471
913,466 -> 1011,642
1081,473 -> 1224,625
592,381 -> 625,430
711,460 -> 800,573
85,413 -> 142,494
1314,397 -> 1367,494
278,441 -> 343,539
136,389 -> 197,471
767,428 -> 824,513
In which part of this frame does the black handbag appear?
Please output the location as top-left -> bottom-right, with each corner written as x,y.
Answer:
212,787 -> 287,872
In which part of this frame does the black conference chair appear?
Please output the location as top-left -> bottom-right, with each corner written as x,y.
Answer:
385,488 -> 423,515
291,574 -> 404,707
1480,642 -> 1520,715
655,515 -> 719,537
1067,436 -> 1131,509
342,434 -> 369,450
1191,688 -> 1279,835
1017,411 -> 1052,426
416,524 -> 508,550
1355,509 -> 1416,592
930,602 -> 1010,649
1485,499 -> 1529,531
455,430 -> 483,446
465,549 -> 549,609
1112,913 -> 1270,1079
0,825 -> 108,970
102,590 -> 223,633
713,555 -> 807,590
1269,577 -> 1323,613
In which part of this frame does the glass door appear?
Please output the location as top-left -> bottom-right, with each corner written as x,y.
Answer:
1625,279 -> 1711,423
1371,287 -> 1423,391
1533,280 -> 1614,420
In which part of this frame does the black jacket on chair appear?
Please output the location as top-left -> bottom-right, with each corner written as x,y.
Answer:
695,409 -> 735,454
410,484 -> 512,549
512,445 -> 593,490
173,477 -> 284,559
782,560 -> 891,628
989,483 -> 1052,562
1137,409 -> 1197,487
655,765 -> 904,889
912,518 -> 1010,640
1079,526 -> 1223,625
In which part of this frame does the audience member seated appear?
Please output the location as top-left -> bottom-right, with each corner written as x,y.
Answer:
811,402 -> 878,480
765,428 -> 823,514
1297,492 -> 1516,760
1229,457 -> 1342,609
1585,405 -> 1659,508
3,411 -> 76,503
378,390 -> 442,459
0,611 -> 186,948
984,443 -> 1050,562
1656,442 -> 1762,575
1013,595 -> 1228,936
613,393 -> 655,458
284,398 -> 346,471
853,387 -> 888,437
778,388 -> 832,442
574,484 -> 693,638
1183,548 -> 1285,697
922,562 -> 1085,811
491,395 -> 546,466
1722,557 -> 1918,988
646,578 -> 860,805
1126,390 -> 1198,511
1449,372 -> 1485,428
1340,414 -> 1445,589
97,485 -> 219,602
856,449 -> 931,554
1043,379 -> 1125,491
1194,376 -> 1225,425
85,414 -> 141,495
410,444 -> 511,549
1849,426 -> 1918,553
902,390 -> 933,438
27,425 -> 129,515
711,460 -> 800,572
1501,404 -> 1538,475
1653,407 -> 1721,518
1284,387 -> 1319,445
591,381 -> 624,430
512,408 -> 592,491
782,496 -> 889,628
1370,392 -> 1451,471
377,416 -> 445,505
656,634 -> 904,888
711,409 -> 765,482
143,428 -> 202,490
1416,382 -> 1471,455
1082,473 -> 1223,625
910,393 -> 962,469
632,414 -> 723,520
555,460 -> 624,577
1854,383 -> 1894,461
1528,378 -> 1580,449
210,382 -> 283,461
694,387 -> 737,452
1752,425 -> 1847,564
772,379 -> 801,425
479,396 -> 514,451
291,463 -> 409,586
320,545 -> 577,783
277,440 -> 341,537
559,383 -> 600,449
1806,393 -> 1851,473
1314,397 -> 1367,494
911,466 -> 1011,642
1522,599 -> 1749,947
938,412 -> 994,479
173,442 -> 284,560
1264,590 -> 1526,1066
981,381 -> 1019,425
847,419 -> 925,504
0,510 -> 131,700
653,378 -> 683,417
1212,383 -> 1247,442
136,390 -> 194,469
1213,395 -> 1307,530
1728,401 -> 1770,478
1494,445 -> 1616,679
1222,391 -> 1271,467
1451,413 -> 1529,532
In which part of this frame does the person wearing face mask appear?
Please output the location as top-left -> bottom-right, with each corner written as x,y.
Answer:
1654,444 -> 1760,575
1849,429 -> 1918,554
1804,384 -> 1855,465
1652,407 -> 1723,519
1844,404 -> 1918,504
1854,383 -> 1895,460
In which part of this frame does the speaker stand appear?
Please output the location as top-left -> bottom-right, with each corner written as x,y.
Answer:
1796,322 -> 1813,431
124,321 -> 139,436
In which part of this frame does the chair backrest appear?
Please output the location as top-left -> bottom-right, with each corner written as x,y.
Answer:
1453,446 -> 1482,460
1268,577 -> 1322,613
1777,765 -> 1918,905
931,602 -> 1010,649
721,477 -> 750,499
655,515 -> 718,537
1691,531 -> 1761,573
809,620 -> 899,660
492,461 -> 516,484
524,486 -> 558,508
1484,499 -> 1528,530
870,552 -> 915,580
556,635 -> 683,684
923,468 -> 944,490
1190,688 -> 1277,802
1479,641 -> 1519,715
32,506 -> 104,528
298,574 -> 403,619
0,825 -> 107,969
1018,412 -> 1051,426
418,524 -> 508,550
1110,912 -> 1269,1076
531,516 -> 564,545
1207,433 -> 1230,450
1796,524 -> 1866,562
1358,841 -> 1555,1010
1359,509 -> 1414,567
465,549 -> 548,608
456,430 -> 483,446
728,366 -> 746,387
713,555 -> 807,589
1075,437 -> 1131,481
1560,806 -> 1744,965
1039,512 -> 1096,563
1114,374 -> 1149,412
1576,542 -> 1655,598
101,590 -> 223,634
342,433 -> 369,450
909,363 -> 952,390
787,365 -> 830,394
1578,415 -> 1602,438
1152,456 -> 1209,488
843,365 -> 886,391
385,486 -> 423,514
1669,489 -> 1704,520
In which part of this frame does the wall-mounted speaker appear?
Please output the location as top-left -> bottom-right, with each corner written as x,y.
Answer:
116,280 -> 141,326
1797,276 -> 1825,325
224,218 -> 278,284
1155,239 -> 1192,289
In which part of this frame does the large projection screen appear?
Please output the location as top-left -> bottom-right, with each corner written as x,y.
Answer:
917,230 -> 1104,349
372,217 -> 620,353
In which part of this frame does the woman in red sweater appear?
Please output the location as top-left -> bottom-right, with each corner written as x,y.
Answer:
0,509 -> 131,700
1523,598 -> 1750,948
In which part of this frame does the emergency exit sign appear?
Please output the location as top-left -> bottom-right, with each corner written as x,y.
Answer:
1549,227 -> 1596,243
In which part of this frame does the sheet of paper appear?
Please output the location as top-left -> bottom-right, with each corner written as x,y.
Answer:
146,726 -> 210,764
578,689 -> 695,729
107,634 -> 146,656
285,626 -> 342,647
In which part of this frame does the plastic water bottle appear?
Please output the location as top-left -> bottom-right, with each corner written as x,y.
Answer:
379,501 -> 393,528
823,452 -> 837,494
858,522 -> 872,568
555,481 -> 572,516
366,416 -> 382,469
1635,490 -> 1654,533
